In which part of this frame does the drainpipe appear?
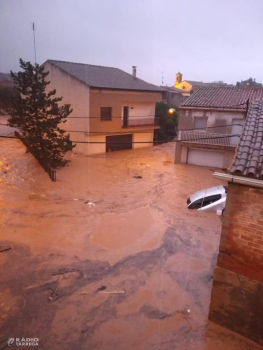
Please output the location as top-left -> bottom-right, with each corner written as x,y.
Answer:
213,172 -> 263,189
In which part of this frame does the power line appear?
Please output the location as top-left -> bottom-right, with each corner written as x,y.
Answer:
0,133 -> 240,144
0,123 -> 243,130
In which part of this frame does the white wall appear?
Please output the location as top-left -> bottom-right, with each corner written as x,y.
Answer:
123,103 -> 155,125
180,108 -> 245,134
43,62 -> 90,134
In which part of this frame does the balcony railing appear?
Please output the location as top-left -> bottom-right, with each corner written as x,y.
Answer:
178,131 -> 238,147
125,116 -> 155,127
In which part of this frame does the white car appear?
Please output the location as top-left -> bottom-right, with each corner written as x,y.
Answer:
187,185 -> 227,213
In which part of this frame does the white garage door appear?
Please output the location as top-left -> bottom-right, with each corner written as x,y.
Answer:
187,149 -> 224,168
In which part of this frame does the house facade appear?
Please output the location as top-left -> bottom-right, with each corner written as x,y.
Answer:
43,60 -> 162,155
209,100 -> 263,345
175,86 -> 263,168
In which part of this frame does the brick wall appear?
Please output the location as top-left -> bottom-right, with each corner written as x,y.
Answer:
218,183 -> 263,282
209,182 -> 263,345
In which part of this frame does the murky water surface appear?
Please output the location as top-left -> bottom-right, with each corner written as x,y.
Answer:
0,138 -> 261,350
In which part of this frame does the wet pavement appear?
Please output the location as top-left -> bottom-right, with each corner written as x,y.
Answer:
0,138 -> 262,350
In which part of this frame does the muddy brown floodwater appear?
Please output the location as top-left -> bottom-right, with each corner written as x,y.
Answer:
0,138 -> 262,350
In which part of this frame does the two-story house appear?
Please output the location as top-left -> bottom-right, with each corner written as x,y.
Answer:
175,86 -> 263,168
43,60 -> 162,155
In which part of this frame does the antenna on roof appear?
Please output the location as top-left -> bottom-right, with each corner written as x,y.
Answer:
161,71 -> 164,85
32,22 -> 37,64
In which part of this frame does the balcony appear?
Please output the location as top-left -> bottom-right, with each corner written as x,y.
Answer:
178,131 -> 238,147
123,116 -> 156,127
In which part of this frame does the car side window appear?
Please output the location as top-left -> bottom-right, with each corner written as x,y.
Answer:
202,194 -> 221,207
188,198 -> 203,209
189,194 -> 222,209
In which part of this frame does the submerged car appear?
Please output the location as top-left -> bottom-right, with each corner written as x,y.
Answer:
187,185 -> 227,213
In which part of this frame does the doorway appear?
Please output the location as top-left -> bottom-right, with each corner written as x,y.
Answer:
123,106 -> 129,128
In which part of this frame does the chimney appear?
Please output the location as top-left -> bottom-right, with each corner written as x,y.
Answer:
132,66 -> 137,78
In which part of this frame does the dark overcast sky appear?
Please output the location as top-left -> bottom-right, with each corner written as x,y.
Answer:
1,0 -> 263,86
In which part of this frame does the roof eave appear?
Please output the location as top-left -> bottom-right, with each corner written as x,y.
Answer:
90,86 -> 163,93
180,106 -> 245,112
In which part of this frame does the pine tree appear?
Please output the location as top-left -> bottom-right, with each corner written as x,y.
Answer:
8,59 -> 75,169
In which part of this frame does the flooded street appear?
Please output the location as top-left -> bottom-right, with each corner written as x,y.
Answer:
0,138 -> 261,350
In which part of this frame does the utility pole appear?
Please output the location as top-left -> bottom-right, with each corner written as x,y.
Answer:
32,23 -> 37,64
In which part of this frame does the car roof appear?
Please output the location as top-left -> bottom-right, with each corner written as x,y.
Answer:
189,186 -> 226,203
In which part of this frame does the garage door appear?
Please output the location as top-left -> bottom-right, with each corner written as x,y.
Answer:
187,149 -> 224,168
106,134 -> 133,152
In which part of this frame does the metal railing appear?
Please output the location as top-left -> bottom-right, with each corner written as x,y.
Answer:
127,116 -> 155,126
178,130 -> 237,147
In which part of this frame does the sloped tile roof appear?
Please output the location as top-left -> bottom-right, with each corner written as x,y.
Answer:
160,86 -> 185,93
181,86 -> 263,109
46,60 -> 162,92
230,100 -> 263,178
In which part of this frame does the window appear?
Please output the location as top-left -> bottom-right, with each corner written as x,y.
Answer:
188,198 -> 203,210
194,117 -> 207,131
188,194 -> 221,210
100,107 -> 112,121
202,194 -> 221,207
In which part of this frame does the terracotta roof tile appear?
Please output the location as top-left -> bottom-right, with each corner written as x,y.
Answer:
181,86 -> 263,109
230,100 -> 263,178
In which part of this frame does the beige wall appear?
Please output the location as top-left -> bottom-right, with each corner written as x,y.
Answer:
72,132 -> 154,155
178,108 -> 245,134
84,134 -> 106,155
133,132 -> 154,149
90,89 -> 161,133
43,62 -> 90,134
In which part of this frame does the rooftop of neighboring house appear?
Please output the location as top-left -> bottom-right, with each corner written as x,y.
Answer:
46,60 -> 162,92
160,86 -> 186,93
174,72 -> 231,90
187,80 -> 229,87
230,99 -> 263,178
236,78 -> 262,87
181,86 -> 263,109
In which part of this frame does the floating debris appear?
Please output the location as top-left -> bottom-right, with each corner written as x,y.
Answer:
48,275 -> 64,302
84,200 -> 95,207
81,280 -> 125,295
0,245 -> 11,253
96,285 -> 107,292
134,175 -> 143,179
